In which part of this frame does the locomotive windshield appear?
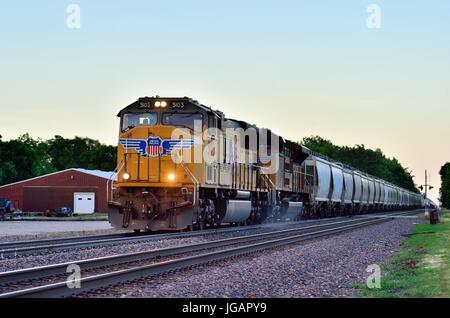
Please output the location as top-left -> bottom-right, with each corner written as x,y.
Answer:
122,113 -> 157,132
162,112 -> 203,130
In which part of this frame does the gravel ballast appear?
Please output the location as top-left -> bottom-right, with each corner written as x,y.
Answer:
95,217 -> 419,298
0,219 -> 350,272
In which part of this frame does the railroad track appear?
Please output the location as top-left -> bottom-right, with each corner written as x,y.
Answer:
0,216 -> 363,258
0,232 -> 146,251
0,210 -> 421,298
0,232 -> 155,259
0,210 -> 422,259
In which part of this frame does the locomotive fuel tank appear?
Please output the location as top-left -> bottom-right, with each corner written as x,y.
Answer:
222,201 -> 252,224
283,201 -> 303,221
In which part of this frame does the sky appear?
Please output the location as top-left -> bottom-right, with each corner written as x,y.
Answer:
0,1 -> 449,203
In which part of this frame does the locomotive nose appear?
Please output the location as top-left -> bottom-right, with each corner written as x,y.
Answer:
118,126 -> 193,185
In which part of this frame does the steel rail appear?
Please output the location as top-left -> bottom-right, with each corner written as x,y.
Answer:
0,215 -> 361,258
0,218 -> 388,298
0,211 -> 421,298
0,217 -> 377,287
0,232 -> 146,251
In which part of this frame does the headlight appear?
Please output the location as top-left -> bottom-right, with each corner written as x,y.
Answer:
168,173 -> 176,181
155,101 -> 161,107
161,101 -> 167,108
123,173 -> 130,180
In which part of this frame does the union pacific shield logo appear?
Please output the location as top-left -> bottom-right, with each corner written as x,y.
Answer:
147,137 -> 163,157
119,137 -> 195,158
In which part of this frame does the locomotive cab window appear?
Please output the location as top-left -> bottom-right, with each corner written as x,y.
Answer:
162,112 -> 203,130
122,113 -> 157,132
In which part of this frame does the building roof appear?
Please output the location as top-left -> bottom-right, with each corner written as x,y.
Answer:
73,169 -> 117,181
0,168 -> 117,188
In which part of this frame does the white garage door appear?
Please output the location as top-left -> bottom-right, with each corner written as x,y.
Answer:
74,192 -> 95,214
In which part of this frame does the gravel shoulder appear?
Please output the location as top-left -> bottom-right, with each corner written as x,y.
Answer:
98,218 -> 420,298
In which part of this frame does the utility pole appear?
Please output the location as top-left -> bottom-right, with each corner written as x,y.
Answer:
419,170 -> 433,217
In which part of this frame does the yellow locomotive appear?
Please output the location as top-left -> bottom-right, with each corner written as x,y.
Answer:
108,96 -> 311,232
108,96 -> 422,232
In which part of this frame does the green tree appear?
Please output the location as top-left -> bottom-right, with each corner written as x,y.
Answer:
0,135 -> 117,186
0,134 -> 54,185
301,136 -> 337,158
0,161 -> 17,185
46,136 -> 117,172
439,163 -> 450,208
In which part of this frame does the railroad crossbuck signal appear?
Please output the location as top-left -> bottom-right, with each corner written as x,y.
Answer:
108,97 -> 424,232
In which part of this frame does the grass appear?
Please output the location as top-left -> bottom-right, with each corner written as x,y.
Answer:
358,210 -> 450,298
72,212 -> 108,220
18,212 -> 108,221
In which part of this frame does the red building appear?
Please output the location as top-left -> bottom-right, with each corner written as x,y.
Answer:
0,169 -> 117,214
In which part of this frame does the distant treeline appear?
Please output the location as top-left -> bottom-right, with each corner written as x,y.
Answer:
300,136 -> 419,193
440,163 -> 450,208
0,134 -> 117,186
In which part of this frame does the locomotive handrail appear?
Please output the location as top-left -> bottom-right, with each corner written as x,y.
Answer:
256,161 -> 275,189
107,160 -> 124,203
180,162 -> 199,206
261,170 -> 274,190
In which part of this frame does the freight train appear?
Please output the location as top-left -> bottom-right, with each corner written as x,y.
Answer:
108,96 -> 424,232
